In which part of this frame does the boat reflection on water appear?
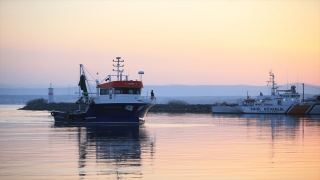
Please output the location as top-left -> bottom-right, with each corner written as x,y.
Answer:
212,113 -> 320,122
212,113 -> 320,138
53,122 -> 155,179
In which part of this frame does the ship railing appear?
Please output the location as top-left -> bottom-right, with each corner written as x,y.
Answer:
79,93 -> 156,103
138,96 -> 155,100
138,96 -> 156,103
301,101 -> 320,105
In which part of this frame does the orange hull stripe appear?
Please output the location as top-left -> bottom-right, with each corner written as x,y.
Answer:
288,105 -> 311,114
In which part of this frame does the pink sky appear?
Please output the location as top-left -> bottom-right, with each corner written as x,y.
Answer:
0,1 -> 319,87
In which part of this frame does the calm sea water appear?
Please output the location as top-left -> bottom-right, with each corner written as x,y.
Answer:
0,104 -> 319,180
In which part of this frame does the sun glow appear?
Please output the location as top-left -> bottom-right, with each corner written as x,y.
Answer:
0,1 -> 319,86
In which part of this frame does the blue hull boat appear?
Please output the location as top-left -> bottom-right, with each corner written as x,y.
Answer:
51,57 -> 156,123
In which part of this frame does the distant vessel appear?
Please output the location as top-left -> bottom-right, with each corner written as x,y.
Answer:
212,71 -> 320,114
51,57 -> 156,123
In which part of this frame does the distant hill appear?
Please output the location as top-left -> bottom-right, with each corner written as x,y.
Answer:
147,83 -> 319,97
0,83 -> 319,96
0,95 -> 79,104
0,83 -> 53,88
0,87 -> 80,95
1,83 -> 318,104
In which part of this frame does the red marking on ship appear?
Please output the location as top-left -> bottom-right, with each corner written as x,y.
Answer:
97,81 -> 143,88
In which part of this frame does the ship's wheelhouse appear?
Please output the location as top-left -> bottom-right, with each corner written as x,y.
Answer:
96,81 -> 144,101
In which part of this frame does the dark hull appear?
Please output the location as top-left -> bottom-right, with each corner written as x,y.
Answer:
52,103 -> 155,123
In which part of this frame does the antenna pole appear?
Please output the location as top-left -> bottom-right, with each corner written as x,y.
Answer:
272,72 -> 275,95
113,57 -> 124,81
287,68 -> 288,89
302,83 -> 304,103
267,71 -> 279,95
79,64 -> 81,111
79,64 -> 81,98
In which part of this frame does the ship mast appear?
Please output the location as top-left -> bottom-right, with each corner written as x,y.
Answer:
113,57 -> 124,81
267,71 -> 279,95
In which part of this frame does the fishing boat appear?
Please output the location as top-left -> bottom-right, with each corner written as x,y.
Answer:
212,71 -> 320,114
51,57 -> 156,123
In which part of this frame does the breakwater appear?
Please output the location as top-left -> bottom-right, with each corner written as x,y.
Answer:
20,103 -> 212,113
148,104 -> 211,113
20,101 -> 212,113
19,98 -> 212,113
19,102 -> 87,111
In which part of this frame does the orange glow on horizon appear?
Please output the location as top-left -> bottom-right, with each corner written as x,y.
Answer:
0,1 -> 319,86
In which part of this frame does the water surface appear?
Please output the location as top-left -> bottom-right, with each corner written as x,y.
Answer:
0,105 -> 319,179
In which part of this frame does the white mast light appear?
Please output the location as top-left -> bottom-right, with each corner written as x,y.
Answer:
138,71 -> 144,81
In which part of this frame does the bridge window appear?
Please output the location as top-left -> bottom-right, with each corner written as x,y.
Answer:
100,88 -> 109,95
114,88 -> 141,94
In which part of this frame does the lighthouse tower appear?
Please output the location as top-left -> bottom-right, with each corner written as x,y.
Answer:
48,84 -> 54,103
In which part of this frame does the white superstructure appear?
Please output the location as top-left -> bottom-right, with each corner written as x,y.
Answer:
212,71 -> 319,114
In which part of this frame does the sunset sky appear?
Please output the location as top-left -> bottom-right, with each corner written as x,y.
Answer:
0,1 -> 319,87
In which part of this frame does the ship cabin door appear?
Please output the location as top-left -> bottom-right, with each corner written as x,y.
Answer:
109,88 -> 113,99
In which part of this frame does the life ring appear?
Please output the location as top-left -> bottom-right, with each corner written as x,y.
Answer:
51,111 -> 57,116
